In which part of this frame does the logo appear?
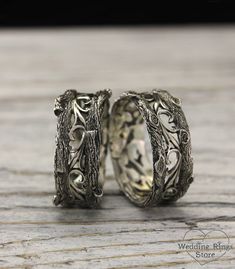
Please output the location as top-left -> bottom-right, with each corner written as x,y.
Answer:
178,229 -> 233,265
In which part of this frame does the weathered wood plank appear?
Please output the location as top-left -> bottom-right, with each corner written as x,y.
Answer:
0,222 -> 234,269
0,27 -> 235,97
0,27 -> 235,268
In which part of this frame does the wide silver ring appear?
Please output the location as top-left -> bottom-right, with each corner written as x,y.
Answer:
53,89 -> 111,207
109,90 -> 193,207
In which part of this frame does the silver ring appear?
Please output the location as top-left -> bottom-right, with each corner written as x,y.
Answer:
109,90 -> 193,207
53,89 -> 111,207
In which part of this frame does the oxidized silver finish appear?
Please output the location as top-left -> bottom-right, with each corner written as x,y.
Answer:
53,89 -> 111,207
109,90 -> 193,207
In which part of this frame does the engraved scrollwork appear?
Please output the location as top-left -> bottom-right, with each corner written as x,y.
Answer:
54,89 -> 111,207
110,89 -> 193,206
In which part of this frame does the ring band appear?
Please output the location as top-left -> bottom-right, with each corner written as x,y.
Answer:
53,89 -> 111,207
109,90 -> 193,207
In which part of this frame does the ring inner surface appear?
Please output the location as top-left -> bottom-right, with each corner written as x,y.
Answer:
111,98 -> 153,204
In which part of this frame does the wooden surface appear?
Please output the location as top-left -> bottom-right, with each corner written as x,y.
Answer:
0,26 -> 235,269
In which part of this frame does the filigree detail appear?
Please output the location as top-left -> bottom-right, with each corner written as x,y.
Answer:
110,89 -> 193,206
54,89 -> 111,207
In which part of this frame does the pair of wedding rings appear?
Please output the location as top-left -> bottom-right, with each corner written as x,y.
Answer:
53,89 -> 193,208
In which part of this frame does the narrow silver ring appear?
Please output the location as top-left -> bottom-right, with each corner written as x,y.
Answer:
53,89 -> 111,207
109,90 -> 193,207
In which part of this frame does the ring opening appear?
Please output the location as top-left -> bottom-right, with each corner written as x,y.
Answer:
110,97 -> 154,205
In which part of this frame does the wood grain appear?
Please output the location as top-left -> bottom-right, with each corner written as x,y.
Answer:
0,26 -> 235,269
